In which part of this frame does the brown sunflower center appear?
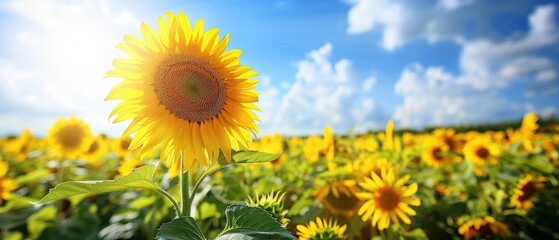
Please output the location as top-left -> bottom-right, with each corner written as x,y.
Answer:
475,147 -> 490,159
120,138 -> 131,151
324,187 -> 360,211
431,147 -> 445,162
518,181 -> 536,202
376,188 -> 400,210
56,125 -> 84,148
154,54 -> 226,122
87,140 -> 100,154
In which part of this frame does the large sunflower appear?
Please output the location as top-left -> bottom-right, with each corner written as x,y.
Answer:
105,12 -> 260,170
296,217 -> 347,240
47,116 -> 94,159
356,166 -> 420,231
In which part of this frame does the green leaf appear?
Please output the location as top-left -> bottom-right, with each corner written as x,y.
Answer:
38,165 -> 158,204
13,169 -> 50,185
232,150 -> 282,164
216,205 -> 296,240
218,150 -> 282,165
27,206 -> 57,239
156,217 -> 206,240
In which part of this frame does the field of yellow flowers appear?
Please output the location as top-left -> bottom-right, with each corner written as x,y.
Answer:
1,113 -> 558,240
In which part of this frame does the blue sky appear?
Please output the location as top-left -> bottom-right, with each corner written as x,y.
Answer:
0,0 -> 558,137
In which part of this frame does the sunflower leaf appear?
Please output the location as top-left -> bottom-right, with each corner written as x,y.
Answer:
217,150 -> 282,166
215,204 -> 296,240
38,165 -> 158,204
233,150 -> 282,164
155,217 -> 206,240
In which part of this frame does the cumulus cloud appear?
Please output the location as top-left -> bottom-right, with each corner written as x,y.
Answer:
258,43 -> 386,135
393,5 -> 559,128
0,0 -> 140,136
345,0 -> 546,51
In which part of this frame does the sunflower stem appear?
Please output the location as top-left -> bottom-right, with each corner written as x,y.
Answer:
157,187 -> 181,217
179,152 -> 191,217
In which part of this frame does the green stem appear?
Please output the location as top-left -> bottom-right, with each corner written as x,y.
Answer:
179,152 -> 192,217
157,187 -> 181,217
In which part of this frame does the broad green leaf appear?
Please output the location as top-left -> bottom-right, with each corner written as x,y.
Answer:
156,217 -> 205,240
39,165 -> 158,203
216,205 -> 296,240
27,206 -> 56,239
232,150 -> 282,164
218,150 -> 282,165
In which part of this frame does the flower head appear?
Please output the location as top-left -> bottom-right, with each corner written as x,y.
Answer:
296,217 -> 347,240
510,174 -> 546,213
458,216 -> 512,240
356,166 -> 420,231
106,11 -> 260,170
47,116 -> 94,159
247,190 -> 289,227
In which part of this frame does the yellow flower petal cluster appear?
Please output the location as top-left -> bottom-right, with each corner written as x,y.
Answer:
0,160 -> 18,203
105,12 -> 260,170
296,217 -> 347,240
458,216 -> 512,240
509,174 -> 546,213
356,166 -> 420,231
46,116 -> 94,159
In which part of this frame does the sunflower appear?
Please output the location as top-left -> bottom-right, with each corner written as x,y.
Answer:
296,217 -> 347,240
82,135 -> 109,167
47,116 -> 94,159
510,174 -> 546,213
463,138 -> 499,167
356,166 -> 420,231
314,179 -> 362,217
382,120 -> 394,151
353,155 -> 396,183
458,216 -> 512,240
304,136 -> 323,163
433,128 -> 463,153
354,135 -> 379,153
247,190 -> 289,227
322,125 -> 335,161
105,12 -> 260,170
5,128 -> 33,161
520,112 -> 538,151
421,141 -> 454,168
111,136 -> 134,158
0,160 -> 18,203
117,157 -> 144,176
250,133 -> 285,169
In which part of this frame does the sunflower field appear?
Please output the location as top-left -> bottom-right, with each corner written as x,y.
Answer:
1,11 -> 559,240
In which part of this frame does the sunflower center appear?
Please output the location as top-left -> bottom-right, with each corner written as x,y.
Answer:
56,125 -> 84,148
87,140 -> 100,154
325,188 -> 360,211
431,147 -> 445,162
154,54 -> 226,122
120,138 -> 131,151
518,181 -> 536,201
475,147 -> 489,159
376,188 -> 399,210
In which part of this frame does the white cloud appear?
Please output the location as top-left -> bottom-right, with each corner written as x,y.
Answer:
392,4 -> 559,128
393,64 -> 516,128
458,4 -> 558,91
0,0 -> 140,136
363,76 -> 377,92
259,43 -> 387,135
